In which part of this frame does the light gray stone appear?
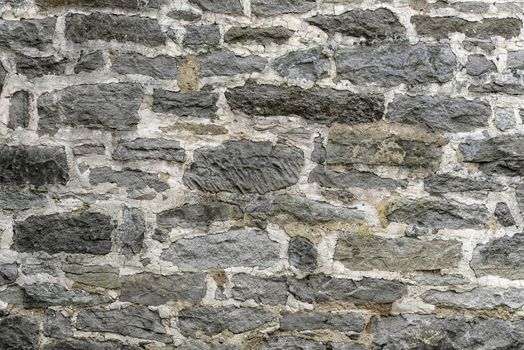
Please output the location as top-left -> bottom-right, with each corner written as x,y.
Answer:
494,108 -> 516,131
0,190 -> 47,210
115,206 -> 146,256
231,273 -> 288,305
23,282 -> 112,307
424,174 -> 505,193
0,264 -> 18,285
251,0 -> 315,16
309,166 -> 403,190
466,54 -> 496,76
422,287 -> 524,309
280,311 -> 366,332
63,264 -> 120,289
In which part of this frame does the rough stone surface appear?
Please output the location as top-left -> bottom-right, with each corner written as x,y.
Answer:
89,167 -> 169,193
16,54 -> 66,79
184,24 -> 220,49
288,236 -> 318,272
112,53 -> 177,79
183,140 -> 304,194
0,264 -> 18,285
157,201 -> 242,228
274,47 -> 329,82
188,0 -> 243,15
226,81 -> 384,125
8,90 -> 31,129
466,54 -> 496,76
152,89 -> 218,118
0,315 -> 40,349
335,233 -> 462,272
280,311 -> 366,332
63,264 -> 120,289
494,202 -> 516,227
494,108 -> 516,131
44,309 -> 73,339
422,287 -> 524,310
113,138 -> 185,161
74,50 -> 105,73
115,206 -> 146,255
251,0 -> 316,16
224,26 -> 294,45
23,282 -> 112,307
424,174 -> 504,193
309,166 -> 402,190
197,50 -> 267,77
0,190 -> 47,210
0,18 -> 56,50
231,273 -> 288,305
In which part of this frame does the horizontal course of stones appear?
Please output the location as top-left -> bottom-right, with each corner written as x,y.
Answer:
0,0 -> 524,349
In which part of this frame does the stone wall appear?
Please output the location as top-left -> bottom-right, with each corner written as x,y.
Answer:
0,0 -> 524,349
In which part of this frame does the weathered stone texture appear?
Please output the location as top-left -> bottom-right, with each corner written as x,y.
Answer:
8,91 -> 31,129
0,18 -> 56,50
188,0 -> 243,14
113,138 -> 185,161
224,26 -> 294,45
23,282 -> 112,307
152,89 -> 218,117
184,24 -> 220,49
274,47 -> 330,82
112,53 -> 177,78
0,315 -> 40,349
44,309 -> 72,339
288,236 -> 318,272
74,50 -> 105,73
16,54 -> 66,79
157,201 -> 242,228
422,287 -> 524,309
309,166 -> 402,190
280,311 -> 366,332
89,167 -> 169,192
197,50 -> 267,77
251,0 -> 316,16
231,273 -> 288,305
0,264 -> 18,285
63,264 -> 120,289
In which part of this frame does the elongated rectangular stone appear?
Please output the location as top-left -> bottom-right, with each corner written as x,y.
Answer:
422,287 -> 524,309
113,138 -> 185,161
112,53 -> 177,79
0,18 -> 56,50
152,89 -> 218,118
280,311 -> 366,332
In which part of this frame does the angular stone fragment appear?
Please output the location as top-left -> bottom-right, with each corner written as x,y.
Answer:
495,202 -> 516,227
372,314 -> 524,349
23,282 -> 112,307
13,212 -> 114,254
8,91 -> 31,129
73,144 -> 105,155
178,305 -> 273,335
386,95 -> 490,132
412,15 -> 522,39
167,9 -> 202,21
76,306 -> 171,343
459,136 -> 524,175
112,53 -> 177,79
157,201 -> 242,229
120,272 -> 206,305
326,123 -> 445,171
495,108 -> 516,131
336,42 -> 456,86
385,197 -> 489,229
226,81 -> 384,125
0,146 -> 69,186
280,311 -> 366,332
224,26 -> 294,45
63,264 -> 120,289
307,8 -> 405,41
188,0 -> 243,14
16,54 -> 66,79
508,50 -> 524,70
162,229 -> 280,270
0,315 -> 40,349
422,287 -> 524,309
74,50 -> 105,73
231,273 -> 288,305
251,0 -> 315,16
44,309 -> 72,339
288,274 -> 407,304
470,232 -> 524,279
274,47 -> 329,82
335,233 -> 462,272
0,264 -> 18,285
309,166 -> 402,190
466,54 -> 496,76
469,75 -> 524,95
288,237 -> 317,272
89,167 -> 169,192
0,17 -> 56,50
65,13 -> 166,46
184,24 -> 220,49
0,190 -> 47,210
113,138 -> 185,161
197,50 -> 267,77
183,140 -> 304,194
115,206 -> 145,256
38,83 -> 143,133
152,89 -> 218,118
424,174 -> 504,193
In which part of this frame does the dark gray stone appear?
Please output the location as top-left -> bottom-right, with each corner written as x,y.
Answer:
410,272 -> 469,286
0,190 -> 47,210
120,272 -> 206,305
183,140 -> 304,194
65,13 -> 166,46
385,197 -> 489,229
508,50 -> 524,70
288,273 -> 407,304
280,311 -> 366,332
0,264 -> 18,285
44,309 -> 72,339
274,47 -> 329,81
0,146 -> 69,186
167,9 -> 202,21
226,81 -> 384,125
335,233 -> 462,272
311,135 -> 325,163
152,89 -> 218,118
73,144 -> 105,155
23,282 -> 112,307
307,8 -> 405,41
336,42 -> 456,86
74,50 -> 105,73
113,52 -> 177,79
38,83 -> 143,133
12,212 -> 114,255
113,138 -> 185,161
412,15 -> 523,39
63,264 -> 120,289
372,314 -> 524,350
188,0 -> 243,14
424,174 -> 505,193
463,38 -> 496,51
251,0 -> 316,16
0,315 -> 40,350
157,201 -> 243,229
288,236 -> 317,272
422,287 -> 524,309
495,202 -> 516,227
470,76 -> 524,95
116,206 -> 145,256
178,305 -> 273,336
184,24 -> 220,49
176,340 -> 241,350
386,95 -> 490,132
43,339 -> 142,350
16,54 -> 66,79
260,337 -> 328,350
224,26 -> 294,45
470,232 -> 524,279
8,91 -> 31,129
0,63 -> 6,95
231,273 -> 288,305
0,17 -> 56,50
76,306 -> 171,343
309,166 -> 403,190
466,54 -> 496,76
197,50 -> 267,77
161,229 -> 280,270
36,0 -> 163,9
89,166 -> 169,192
